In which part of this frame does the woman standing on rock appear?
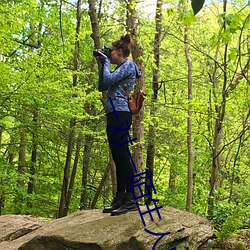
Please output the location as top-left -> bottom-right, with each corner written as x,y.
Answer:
95,34 -> 142,216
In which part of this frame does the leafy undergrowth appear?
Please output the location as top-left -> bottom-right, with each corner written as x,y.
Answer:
199,230 -> 250,250
199,202 -> 250,250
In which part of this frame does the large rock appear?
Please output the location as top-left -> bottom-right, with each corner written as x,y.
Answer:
0,214 -> 49,243
0,206 -> 214,250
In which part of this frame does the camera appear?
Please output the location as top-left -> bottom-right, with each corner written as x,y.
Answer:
93,46 -> 111,58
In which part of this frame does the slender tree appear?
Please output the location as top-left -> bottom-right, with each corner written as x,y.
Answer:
58,0 -> 81,218
126,0 -> 145,178
208,0 -> 228,216
87,0 -> 117,201
65,133 -> 82,213
184,24 -> 193,212
27,4 -> 43,206
145,0 -> 163,203
208,1 -> 250,216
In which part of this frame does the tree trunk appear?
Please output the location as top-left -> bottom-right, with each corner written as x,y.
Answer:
0,129 -> 4,214
7,137 -> 15,164
28,131 -> 36,193
64,133 -> 82,215
184,25 -> 193,212
91,163 -> 110,209
72,0 -> 81,88
27,110 -> 38,208
168,166 -> 176,190
58,119 -> 75,218
208,0 -> 228,216
126,0 -> 145,179
145,0 -> 162,203
58,0 -> 81,218
168,95 -> 177,190
18,135 -> 26,187
63,0 -> 82,217
80,135 -> 93,210
88,0 -> 116,198
80,0 -> 101,207
27,6 -> 43,207
15,134 -> 27,214
2,136 -> 15,214
228,32 -> 250,202
0,194 -> 4,215
87,0 -> 101,49
0,128 -> 4,213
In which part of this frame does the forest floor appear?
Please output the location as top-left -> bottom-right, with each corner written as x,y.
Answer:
200,230 -> 250,249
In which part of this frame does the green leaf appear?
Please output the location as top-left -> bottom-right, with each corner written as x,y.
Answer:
167,8 -> 174,16
228,48 -> 238,61
181,10 -> 196,26
214,231 -> 223,240
191,0 -> 205,15
221,29 -> 232,44
210,34 -> 218,49
208,239 -> 215,249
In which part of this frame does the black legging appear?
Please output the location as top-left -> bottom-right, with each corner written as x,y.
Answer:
106,111 -> 135,193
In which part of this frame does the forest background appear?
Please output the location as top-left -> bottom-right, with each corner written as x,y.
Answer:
0,0 -> 249,245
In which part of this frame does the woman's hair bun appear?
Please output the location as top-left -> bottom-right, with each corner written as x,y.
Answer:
120,34 -> 131,45
112,34 -> 131,57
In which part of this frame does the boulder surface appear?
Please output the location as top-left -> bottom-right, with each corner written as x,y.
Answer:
0,206 -> 214,250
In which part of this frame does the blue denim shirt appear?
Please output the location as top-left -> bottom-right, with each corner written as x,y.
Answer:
98,58 -> 142,114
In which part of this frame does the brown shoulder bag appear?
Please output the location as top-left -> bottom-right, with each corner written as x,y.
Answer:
123,81 -> 146,115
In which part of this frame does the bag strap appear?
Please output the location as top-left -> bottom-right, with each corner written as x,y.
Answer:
123,80 -> 129,99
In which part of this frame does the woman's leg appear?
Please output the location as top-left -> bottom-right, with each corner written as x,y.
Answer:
106,111 -> 134,193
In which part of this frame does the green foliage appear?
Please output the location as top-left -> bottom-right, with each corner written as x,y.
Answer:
214,205 -> 250,240
238,241 -> 245,250
207,239 -> 215,249
210,200 -> 236,226
0,4 -> 249,248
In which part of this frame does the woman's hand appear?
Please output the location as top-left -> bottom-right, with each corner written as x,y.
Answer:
96,51 -> 108,64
